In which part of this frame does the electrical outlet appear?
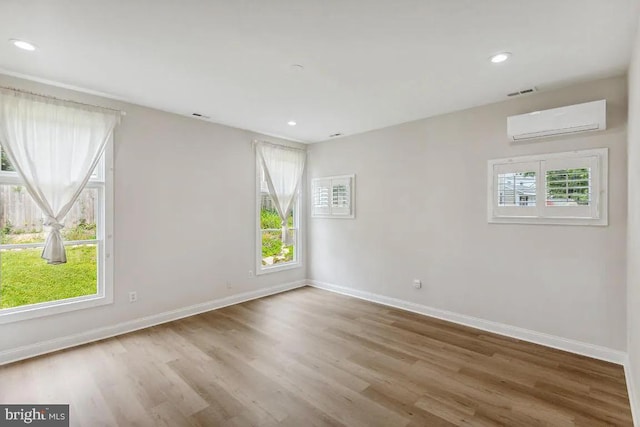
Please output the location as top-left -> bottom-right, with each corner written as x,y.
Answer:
129,291 -> 137,303
248,270 -> 254,278
413,279 -> 422,289
226,281 -> 232,289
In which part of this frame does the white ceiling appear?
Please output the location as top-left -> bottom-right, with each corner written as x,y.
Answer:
0,0 -> 637,143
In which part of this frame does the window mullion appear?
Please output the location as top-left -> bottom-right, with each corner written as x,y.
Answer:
538,160 -> 546,218
591,156 -> 601,219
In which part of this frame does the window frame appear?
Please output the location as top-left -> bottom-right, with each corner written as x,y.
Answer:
255,154 -> 303,276
487,148 -> 608,226
0,139 -> 114,324
311,174 -> 355,219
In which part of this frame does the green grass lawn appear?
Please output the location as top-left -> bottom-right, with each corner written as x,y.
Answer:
0,245 -> 97,309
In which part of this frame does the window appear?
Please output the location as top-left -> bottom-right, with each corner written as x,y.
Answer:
256,161 -> 301,274
0,143 -> 113,323
487,149 -> 607,225
311,175 -> 355,218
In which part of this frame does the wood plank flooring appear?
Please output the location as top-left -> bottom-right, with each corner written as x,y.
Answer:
0,287 -> 633,426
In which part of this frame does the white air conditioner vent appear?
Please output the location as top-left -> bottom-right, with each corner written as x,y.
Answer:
507,100 -> 606,141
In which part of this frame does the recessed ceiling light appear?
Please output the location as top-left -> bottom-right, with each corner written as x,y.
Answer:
287,121 -> 297,126
490,52 -> 511,63
9,39 -> 37,51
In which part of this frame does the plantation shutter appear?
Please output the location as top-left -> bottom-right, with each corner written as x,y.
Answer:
330,177 -> 352,216
311,175 -> 354,218
540,155 -> 600,219
491,161 -> 541,218
488,149 -> 607,225
312,178 -> 331,216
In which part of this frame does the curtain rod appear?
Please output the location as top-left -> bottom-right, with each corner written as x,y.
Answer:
0,85 -> 126,116
253,139 -> 306,151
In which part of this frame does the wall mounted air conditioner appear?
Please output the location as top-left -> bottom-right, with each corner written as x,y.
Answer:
507,99 -> 606,141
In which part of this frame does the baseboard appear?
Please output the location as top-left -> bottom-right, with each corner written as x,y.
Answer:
625,357 -> 639,426
0,280 -> 306,366
308,280 -> 627,365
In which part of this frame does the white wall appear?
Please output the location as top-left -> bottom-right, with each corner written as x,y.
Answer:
0,73 -> 306,354
0,71 -> 631,370
308,76 -> 628,352
627,15 -> 640,418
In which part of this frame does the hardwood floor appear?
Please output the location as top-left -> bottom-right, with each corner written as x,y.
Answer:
0,287 -> 633,426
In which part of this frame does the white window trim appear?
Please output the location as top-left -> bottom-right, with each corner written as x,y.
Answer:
487,148 -> 608,226
311,174 -> 356,219
255,154 -> 303,276
0,139 -> 114,324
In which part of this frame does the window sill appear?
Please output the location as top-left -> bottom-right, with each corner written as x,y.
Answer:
488,216 -> 607,226
311,214 -> 355,219
0,293 -> 112,325
257,261 -> 302,276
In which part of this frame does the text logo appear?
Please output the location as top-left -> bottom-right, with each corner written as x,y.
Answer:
0,405 -> 68,426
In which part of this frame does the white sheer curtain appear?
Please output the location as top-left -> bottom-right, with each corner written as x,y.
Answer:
0,88 -> 120,264
257,141 -> 306,244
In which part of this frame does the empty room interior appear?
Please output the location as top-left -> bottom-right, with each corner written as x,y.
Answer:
1,1 -> 640,426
